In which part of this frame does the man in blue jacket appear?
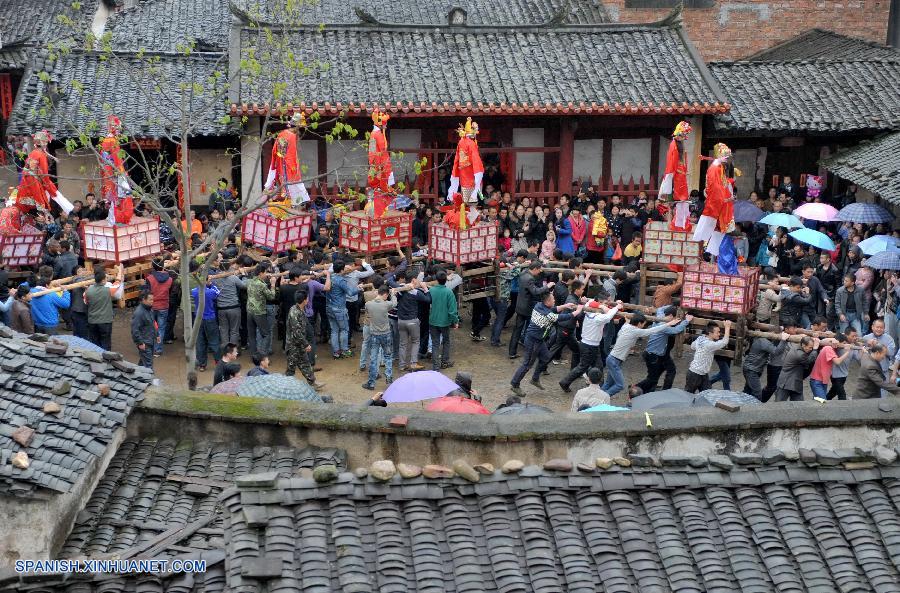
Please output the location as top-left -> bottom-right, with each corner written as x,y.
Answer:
191,280 -> 221,372
30,276 -> 71,335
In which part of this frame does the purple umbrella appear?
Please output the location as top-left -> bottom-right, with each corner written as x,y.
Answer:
382,370 -> 460,403
733,200 -> 764,223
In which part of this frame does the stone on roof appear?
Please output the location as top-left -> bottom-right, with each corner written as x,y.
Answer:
7,50 -> 234,138
59,438 -> 347,558
234,0 -> 610,26
0,332 -> 152,499
710,59 -> 900,134
234,19 -> 726,116
821,132 -> 900,204
746,28 -> 900,62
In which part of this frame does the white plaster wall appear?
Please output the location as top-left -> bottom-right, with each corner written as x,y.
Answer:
513,128 -> 544,181
298,139 -> 319,185
186,149 -> 232,206
387,128 -> 421,190
657,135 -> 668,182
326,138 -> 368,186
732,148 -> 758,198
610,138 -> 651,184
573,138 -> 603,184
240,120 -> 263,208
55,150 -> 100,204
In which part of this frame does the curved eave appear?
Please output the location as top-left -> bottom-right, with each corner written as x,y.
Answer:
229,101 -> 731,117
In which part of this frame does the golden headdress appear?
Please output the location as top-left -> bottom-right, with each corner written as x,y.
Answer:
713,142 -> 732,159
372,109 -> 390,127
672,121 -> 692,140
457,117 -> 479,138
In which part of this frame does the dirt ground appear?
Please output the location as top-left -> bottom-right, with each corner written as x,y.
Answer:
105,302 -> 858,413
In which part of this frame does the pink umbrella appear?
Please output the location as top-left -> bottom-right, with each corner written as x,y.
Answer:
425,396 -> 490,415
383,370 -> 460,403
793,202 -> 838,222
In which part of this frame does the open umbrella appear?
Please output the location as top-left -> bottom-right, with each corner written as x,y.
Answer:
793,202 -> 838,222
629,388 -> 696,411
789,228 -> 835,251
733,201 -> 764,223
52,335 -> 105,352
425,396 -> 489,415
858,235 -> 900,256
696,389 -> 761,407
759,213 -> 803,228
382,370 -> 460,403
236,374 -> 324,402
492,403 -> 553,416
580,404 -> 630,413
211,375 -> 246,394
836,203 -> 894,224
866,249 -> 900,271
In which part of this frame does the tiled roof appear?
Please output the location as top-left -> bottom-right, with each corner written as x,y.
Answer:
821,132 -> 900,204
218,449 -> 900,592
234,0 -> 609,26
233,21 -> 727,117
60,438 -> 346,558
0,0 -> 98,50
0,329 -> 152,499
746,29 -> 900,62
710,59 -> 900,134
106,0 -> 231,52
7,51 -> 233,138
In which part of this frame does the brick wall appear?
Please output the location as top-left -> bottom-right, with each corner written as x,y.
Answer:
605,0 -> 891,61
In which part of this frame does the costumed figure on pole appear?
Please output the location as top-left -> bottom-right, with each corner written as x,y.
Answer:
692,143 -> 737,258
440,192 -> 479,230
447,117 -> 484,205
659,121 -> 693,232
100,115 -> 134,225
264,113 -> 310,218
366,109 -> 395,218
2,130 -> 73,233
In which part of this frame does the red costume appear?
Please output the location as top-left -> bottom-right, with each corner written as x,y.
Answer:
264,113 -> 309,205
14,130 -> 72,220
691,143 -> 735,256
100,116 -> 134,225
367,109 -> 394,218
659,121 -> 692,231
448,118 -> 484,203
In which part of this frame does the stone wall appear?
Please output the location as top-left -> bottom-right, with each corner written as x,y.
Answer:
135,389 -> 900,469
605,1 -> 891,61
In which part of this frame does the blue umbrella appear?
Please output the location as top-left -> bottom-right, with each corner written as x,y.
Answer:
836,203 -> 894,224
866,249 -> 900,271
733,201 -> 764,223
52,335 -> 105,352
759,213 -> 803,228
858,235 -> 900,256
580,404 -> 630,413
789,228 -> 835,251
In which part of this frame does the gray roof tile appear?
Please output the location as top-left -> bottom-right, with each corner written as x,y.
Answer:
820,132 -> 900,205
747,29 -> 900,62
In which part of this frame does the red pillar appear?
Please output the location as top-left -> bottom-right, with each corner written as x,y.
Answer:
558,118 -> 575,199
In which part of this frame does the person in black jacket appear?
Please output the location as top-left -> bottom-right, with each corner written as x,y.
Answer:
132,290 -> 157,371
549,279 -> 585,369
509,260 -> 550,359
779,277 -> 812,328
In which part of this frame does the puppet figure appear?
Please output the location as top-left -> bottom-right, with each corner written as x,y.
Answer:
367,109 -> 394,218
100,115 -> 134,225
692,143 -> 737,257
659,121 -> 692,232
447,118 -> 484,204
15,130 -> 73,220
264,113 -> 309,207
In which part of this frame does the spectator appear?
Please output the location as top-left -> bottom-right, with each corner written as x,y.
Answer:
191,279 -> 221,372
362,285 -> 397,390
570,367 -> 610,412
396,273 -> 430,372
131,290 -> 157,370
52,240 -> 78,279
779,277 -> 811,328
286,289 -> 325,389
146,259 -> 174,356
247,353 -> 271,377
84,265 -> 124,351
835,273 -> 867,334
428,270 -> 460,371
756,270 -> 782,325
684,321 -> 731,394
208,178 -> 234,215
213,343 -> 241,385
856,343 -> 900,399
10,285 -> 33,334
327,259 -> 359,358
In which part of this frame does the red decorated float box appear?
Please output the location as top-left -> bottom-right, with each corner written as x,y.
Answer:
0,223 -> 43,267
642,221 -> 702,266
339,210 -> 412,254
681,263 -> 760,315
241,210 -> 313,252
430,221 -> 498,266
82,216 -> 162,263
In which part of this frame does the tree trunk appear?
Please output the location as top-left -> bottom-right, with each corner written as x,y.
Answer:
179,242 -> 197,379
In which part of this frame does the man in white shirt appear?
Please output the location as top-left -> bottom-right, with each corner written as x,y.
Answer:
559,299 -> 621,393
571,367 -> 610,411
600,312 -> 681,397
685,320 -> 731,393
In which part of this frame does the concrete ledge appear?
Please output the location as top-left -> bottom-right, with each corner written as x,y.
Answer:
139,388 -> 900,441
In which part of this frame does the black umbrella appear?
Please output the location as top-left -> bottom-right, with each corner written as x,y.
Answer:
629,388 -> 696,411
696,389 -> 761,407
492,403 -> 554,416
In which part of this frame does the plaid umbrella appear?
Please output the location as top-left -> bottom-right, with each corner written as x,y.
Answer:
836,203 -> 894,224
211,376 -> 246,394
866,249 -> 900,271
859,235 -> 900,256
236,374 -> 324,402
697,389 -> 761,407
52,335 -> 105,352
